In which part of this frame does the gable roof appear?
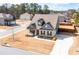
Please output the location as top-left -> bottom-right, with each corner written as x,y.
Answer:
27,23 -> 36,29
0,13 -> 14,20
6,14 -> 13,20
41,22 -> 54,30
0,13 -> 6,19
32,14 -> 59,29
20,13 -> 33,20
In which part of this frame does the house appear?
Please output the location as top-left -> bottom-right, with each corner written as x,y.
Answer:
57,13 -> 70,23
0,13 -> 16,26
20,13 -> 33,20
27,14 -> 59,39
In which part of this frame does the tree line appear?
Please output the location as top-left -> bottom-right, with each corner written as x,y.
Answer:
0,3 -> 50,18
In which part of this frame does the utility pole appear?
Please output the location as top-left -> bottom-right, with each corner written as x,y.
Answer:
12,27 -> 15,41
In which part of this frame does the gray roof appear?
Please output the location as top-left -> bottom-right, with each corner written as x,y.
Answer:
41,22 -> 54,30
0,13 -> 6,19
0,13 -> 13,20
27,23 -> 36,29
6,14 -> 13,20
20,13 -> 33,20
57,13 -> 70,22
31,14 -> 59,29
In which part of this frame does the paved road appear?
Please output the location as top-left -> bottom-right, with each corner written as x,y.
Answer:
0,23 -> 29,38
0,46 -> 41,55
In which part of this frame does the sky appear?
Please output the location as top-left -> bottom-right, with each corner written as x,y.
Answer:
38,3 -> 79,11
0,0 -> 79,11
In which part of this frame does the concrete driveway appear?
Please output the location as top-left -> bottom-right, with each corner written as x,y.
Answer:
50,34 -> 74,55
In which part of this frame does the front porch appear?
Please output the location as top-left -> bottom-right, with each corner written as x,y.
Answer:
27,29 -> 56,40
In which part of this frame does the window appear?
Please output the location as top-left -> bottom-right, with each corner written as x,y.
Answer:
47,31 -> 52,36
38,18 -> 45,26
41,30 -> 45,35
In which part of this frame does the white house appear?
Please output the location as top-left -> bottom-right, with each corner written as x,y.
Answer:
27,14 -> 59,38
20,13 -> 33,20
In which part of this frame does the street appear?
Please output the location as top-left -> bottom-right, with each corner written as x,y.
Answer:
0,23 -> 30,39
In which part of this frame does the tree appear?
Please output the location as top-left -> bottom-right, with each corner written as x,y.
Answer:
38,5 -> 43,14
43,5 -> 50,14
67,9 -> 76,19
74,12 -> 79,24
0,3 -> 50,18
20,3 -> 27,13
0,4 -> 8,13
29,3 -> 39,16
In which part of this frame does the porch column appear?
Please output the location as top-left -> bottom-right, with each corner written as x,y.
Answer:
35,29 -> 37,35
45,30 -> 47,36
39,30 -> 41,36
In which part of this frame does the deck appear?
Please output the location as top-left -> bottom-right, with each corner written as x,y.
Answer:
59,23 -> 75,33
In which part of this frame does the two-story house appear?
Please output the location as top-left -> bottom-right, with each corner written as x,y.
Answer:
27,14 -> 59,39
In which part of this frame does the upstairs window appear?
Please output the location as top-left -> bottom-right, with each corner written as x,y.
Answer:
38,18 -> 45,26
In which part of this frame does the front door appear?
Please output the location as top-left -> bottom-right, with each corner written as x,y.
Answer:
30,29 -> 35,36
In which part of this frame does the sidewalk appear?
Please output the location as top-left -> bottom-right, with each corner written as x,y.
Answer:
50,34 -> 73,55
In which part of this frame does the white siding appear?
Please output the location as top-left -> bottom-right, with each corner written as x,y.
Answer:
38,30 -> 56,37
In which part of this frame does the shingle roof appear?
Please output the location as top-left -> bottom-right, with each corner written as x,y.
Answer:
27,23 -> 36,29
41,22 -> 54,30
0,13 -> 6,19
0,13 -> 14,20
32,14 -> 59,29
20,13 -> 33,20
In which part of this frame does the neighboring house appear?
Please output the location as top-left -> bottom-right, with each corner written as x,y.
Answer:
27,14 -> 59,38
0,13 -> 16,26
20,13 -> 33,20
57,13 -> 70,22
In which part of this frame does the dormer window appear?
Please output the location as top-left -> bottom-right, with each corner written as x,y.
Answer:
38,18 -> 45,26
41,22 -> 54,30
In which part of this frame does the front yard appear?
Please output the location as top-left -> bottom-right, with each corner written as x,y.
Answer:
0,29 -> 55,54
